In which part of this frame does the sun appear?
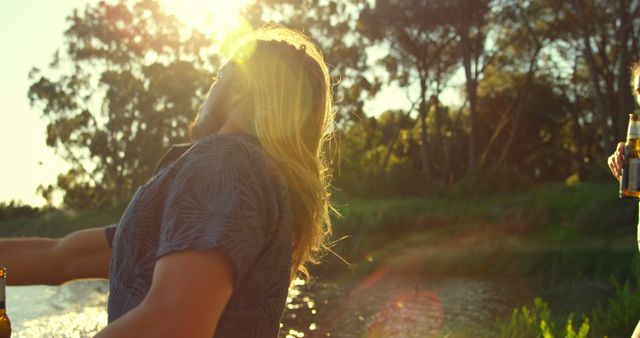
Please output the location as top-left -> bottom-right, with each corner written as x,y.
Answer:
159,0 -> 254,40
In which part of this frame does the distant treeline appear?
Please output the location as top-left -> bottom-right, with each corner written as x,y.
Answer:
26,0 -> 640,208
0,201 -> 46,221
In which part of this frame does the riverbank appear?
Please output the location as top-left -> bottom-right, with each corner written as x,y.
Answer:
297,181 -> 640,337
1,181 -> 637,336
283,223 -> 635,337
316,181 -> 637,279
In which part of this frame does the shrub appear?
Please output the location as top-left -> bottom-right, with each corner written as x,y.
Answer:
573,197 -> 636,236
590,256 -> 640,337
496,298 -> 589,338
451,165 -> 532,197
0,200 -> 45,221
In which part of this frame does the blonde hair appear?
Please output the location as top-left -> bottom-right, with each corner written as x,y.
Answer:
229,26 -> 341,283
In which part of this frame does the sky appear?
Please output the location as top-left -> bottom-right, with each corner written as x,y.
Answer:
0,0 -> 458,207
0,1 -> 91,206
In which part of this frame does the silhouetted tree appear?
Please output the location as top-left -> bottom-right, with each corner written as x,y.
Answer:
28,0 -> 216,208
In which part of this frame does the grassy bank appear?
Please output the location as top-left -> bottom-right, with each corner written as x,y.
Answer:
2,181 -> 638,336
312,182 -> 635,277
1,181 -> 636,276
1,181 -> 637,278
332,181 -> 636,243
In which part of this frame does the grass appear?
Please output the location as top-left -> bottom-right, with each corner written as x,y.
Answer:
2,181 -> 635,276
341,181 -> 621,218
1,181 -> 636,281
1,181 -> 627,237
331,181 -> 636,248
319,182 -> 640,337
2,181 -> 637,337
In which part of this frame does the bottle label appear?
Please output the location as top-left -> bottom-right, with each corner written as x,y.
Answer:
628,158 -> 640,192
628,121 -> 640,139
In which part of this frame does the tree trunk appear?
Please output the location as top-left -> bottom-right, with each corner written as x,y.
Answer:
497,46 -> 541,167
568,56 -> 587,179
618,0 -> 633,140
570,102 -> 587,180
460,24 -> 477,171
419,77 -> 431,180
432,95 -> 449,183
571,0 -> 612,150
379,118 -> 401,177
431,64 -> 448,184
380,102 -> 418,176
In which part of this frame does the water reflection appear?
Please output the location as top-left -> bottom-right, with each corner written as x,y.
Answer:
279,273 -> 532,337
18,306 -> 106,338
7,274 -> 531,337
9,280 -> 108,338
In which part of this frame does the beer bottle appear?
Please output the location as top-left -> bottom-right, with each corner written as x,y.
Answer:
0,267 -> 10,338
620,112 -> 640,199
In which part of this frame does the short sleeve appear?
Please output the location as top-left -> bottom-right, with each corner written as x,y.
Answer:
156,138 -> 276,289
104,224 -> 117,248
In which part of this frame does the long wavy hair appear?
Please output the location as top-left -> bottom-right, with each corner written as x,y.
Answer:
228,26 -> 342,283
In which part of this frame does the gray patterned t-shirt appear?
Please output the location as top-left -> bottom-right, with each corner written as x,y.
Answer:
104,133 -> 293,337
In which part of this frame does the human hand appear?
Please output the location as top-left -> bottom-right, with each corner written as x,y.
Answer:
607,142 -> 625,181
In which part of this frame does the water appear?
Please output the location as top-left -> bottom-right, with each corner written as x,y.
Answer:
8,281 -> 108,338
5,274 -> 539,338
279,274 -> 535,338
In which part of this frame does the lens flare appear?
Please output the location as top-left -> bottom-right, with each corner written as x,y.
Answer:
366,288 -> 444,338
358,265 -> 391,290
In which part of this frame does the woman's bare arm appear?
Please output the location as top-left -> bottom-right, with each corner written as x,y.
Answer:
94,248 -> 233,338
0,227 -> 112,286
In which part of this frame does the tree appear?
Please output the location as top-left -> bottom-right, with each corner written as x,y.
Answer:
566,0 -> 640,149
445,0 -> 494,170
28,0 -> 216,208
358,0 -> 459,183
29,0 -> 640,205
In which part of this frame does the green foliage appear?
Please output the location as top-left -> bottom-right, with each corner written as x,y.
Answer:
477,75 -> 577,181
497,298 -> 590,338
23,0 -> 640,207
333,110 -> 429,197
590,257 -> 640,337
496,256 -> 640,338
0,201 -> 47,222
326,182 -> 637,278
572,196 -> 637,236
28,0 -> 216,209
450,164 -> 532,196
216,0 -> 640,200
27,0 -> 640,204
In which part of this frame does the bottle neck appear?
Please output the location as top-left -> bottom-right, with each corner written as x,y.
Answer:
0,277 -> 6,313
628,116 -> 640,141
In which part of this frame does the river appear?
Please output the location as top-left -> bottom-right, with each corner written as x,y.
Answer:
5,272 -> 609,337
8,281 -> 108,337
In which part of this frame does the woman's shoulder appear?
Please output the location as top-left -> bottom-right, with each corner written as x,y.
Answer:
186,133 -> 282,182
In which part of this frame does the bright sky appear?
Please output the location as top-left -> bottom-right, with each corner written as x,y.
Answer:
0,0 -> 253,207
0,1 -> 90,207
0,0 -> 458,207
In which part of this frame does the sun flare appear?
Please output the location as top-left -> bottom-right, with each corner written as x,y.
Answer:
160,0 -> 253,39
